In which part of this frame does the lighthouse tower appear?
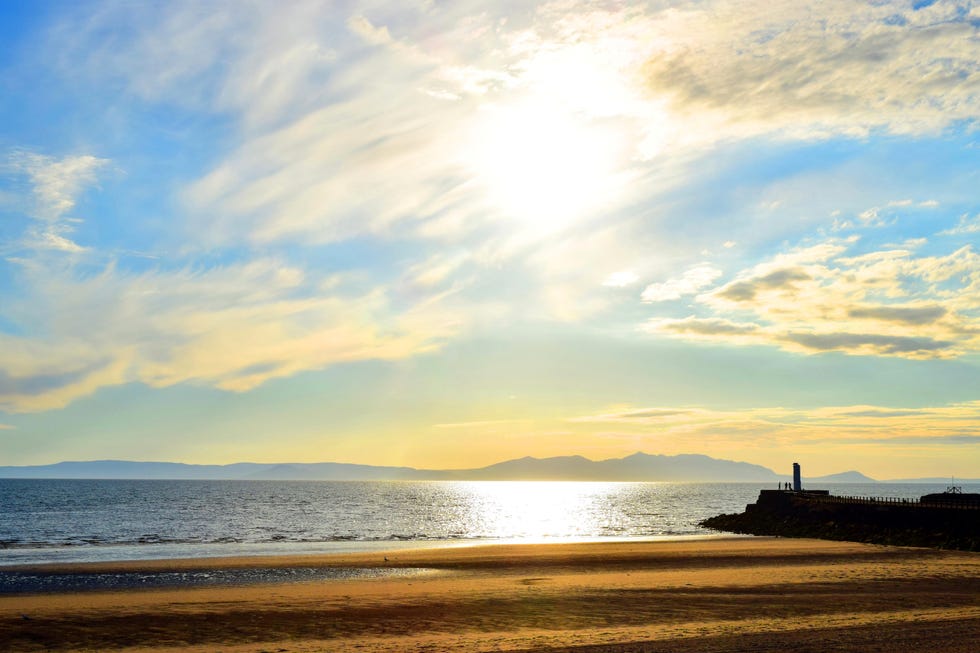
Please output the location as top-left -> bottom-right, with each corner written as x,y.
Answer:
792,462 -> 802,492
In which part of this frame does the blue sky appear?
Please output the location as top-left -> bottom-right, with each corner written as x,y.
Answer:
1,0 -> 978,477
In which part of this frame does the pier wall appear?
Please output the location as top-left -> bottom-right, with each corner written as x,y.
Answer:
702,490 -> 979,551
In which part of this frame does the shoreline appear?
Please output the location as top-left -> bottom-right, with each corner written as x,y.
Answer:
3,535 -> 766,575
2,538 -> 978,652
0,533 -> 741,570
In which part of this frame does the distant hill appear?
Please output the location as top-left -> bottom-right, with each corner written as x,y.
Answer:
884,477 -> 980,484
807,471 -> 877,483
0,459 -> 429,481
2,454 -> 959,483
0,452 -> 780,482
803,472 -> 980,484
441,452 -> 780,482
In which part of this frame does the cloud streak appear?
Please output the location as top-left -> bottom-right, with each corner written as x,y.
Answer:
645,239 -> 980,359
940,214 -> 980,236
570,401 -> 980,447
0,258 -> 460,413
641,264 -> 721,302
4,151 -> 107,254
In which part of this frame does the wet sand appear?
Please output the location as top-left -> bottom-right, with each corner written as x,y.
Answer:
1,538 -> 978,652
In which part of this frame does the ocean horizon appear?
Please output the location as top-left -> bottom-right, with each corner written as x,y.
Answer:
4,479 -> 976,567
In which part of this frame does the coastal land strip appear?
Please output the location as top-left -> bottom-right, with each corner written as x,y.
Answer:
1,538 -> 978,652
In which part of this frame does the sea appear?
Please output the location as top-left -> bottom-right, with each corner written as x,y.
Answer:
3,479 -> 975,569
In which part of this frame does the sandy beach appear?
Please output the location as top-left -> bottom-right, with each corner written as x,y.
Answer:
1,538 -> 978,652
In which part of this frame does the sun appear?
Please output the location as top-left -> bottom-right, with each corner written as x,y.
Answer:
465,96 -> 627,234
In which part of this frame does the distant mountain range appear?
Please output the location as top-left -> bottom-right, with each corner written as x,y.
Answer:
1,453 -> 973,483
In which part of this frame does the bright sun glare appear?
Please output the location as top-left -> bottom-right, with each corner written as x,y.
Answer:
459,38 -> 666,235
467,97 -> 626,233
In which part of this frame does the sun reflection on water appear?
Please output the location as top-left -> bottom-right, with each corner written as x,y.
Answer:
451,481 -> 648,540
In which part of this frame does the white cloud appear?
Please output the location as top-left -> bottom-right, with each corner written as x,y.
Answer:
3,151 -> 107,255
603,270 -> 639,288
347,15 -> 393,46
847,199 -> 943,230
34,230 -> 88,253
940,214 -> 980,236
7,151 -> 106,221
641,263 -> 721,302
857,207 -> 887,227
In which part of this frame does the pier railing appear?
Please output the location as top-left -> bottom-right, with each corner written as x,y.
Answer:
798,494 -> 980,510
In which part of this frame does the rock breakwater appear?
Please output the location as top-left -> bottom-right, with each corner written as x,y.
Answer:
701,489 -> 979,551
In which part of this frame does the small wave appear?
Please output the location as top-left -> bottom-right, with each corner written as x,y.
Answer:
137,535 -> 164,544
386,532 -> 453,541
0,566 -> 430,595
2,531 -> 619,551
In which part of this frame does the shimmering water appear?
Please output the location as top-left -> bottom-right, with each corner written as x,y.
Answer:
1,479 -> 972,566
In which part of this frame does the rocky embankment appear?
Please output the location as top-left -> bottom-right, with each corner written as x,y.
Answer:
701,491 -> 979,551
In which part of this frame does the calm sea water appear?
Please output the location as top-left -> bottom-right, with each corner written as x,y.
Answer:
1,479 -> 974,566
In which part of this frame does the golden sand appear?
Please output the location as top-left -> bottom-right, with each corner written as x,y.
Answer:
2,538 -> 978,652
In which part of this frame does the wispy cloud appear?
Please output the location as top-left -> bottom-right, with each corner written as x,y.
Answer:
4,151 -> 107,254
172,3 -> 665,255
603,270 -> 640,288
6,151 -> 105,221
643,0 -> 980,138
568,407 -> 702,423
836,199 -> 942,231
644,239 -> 980,359
940,214 -> 980,236
846,305 -> 947,326
641,264 -> 722,302
347,15 -> 392,46
0,259 -> 460,413
570,401 -> 980,446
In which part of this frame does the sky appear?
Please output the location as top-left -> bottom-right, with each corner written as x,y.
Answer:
0,0 -> 978,479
